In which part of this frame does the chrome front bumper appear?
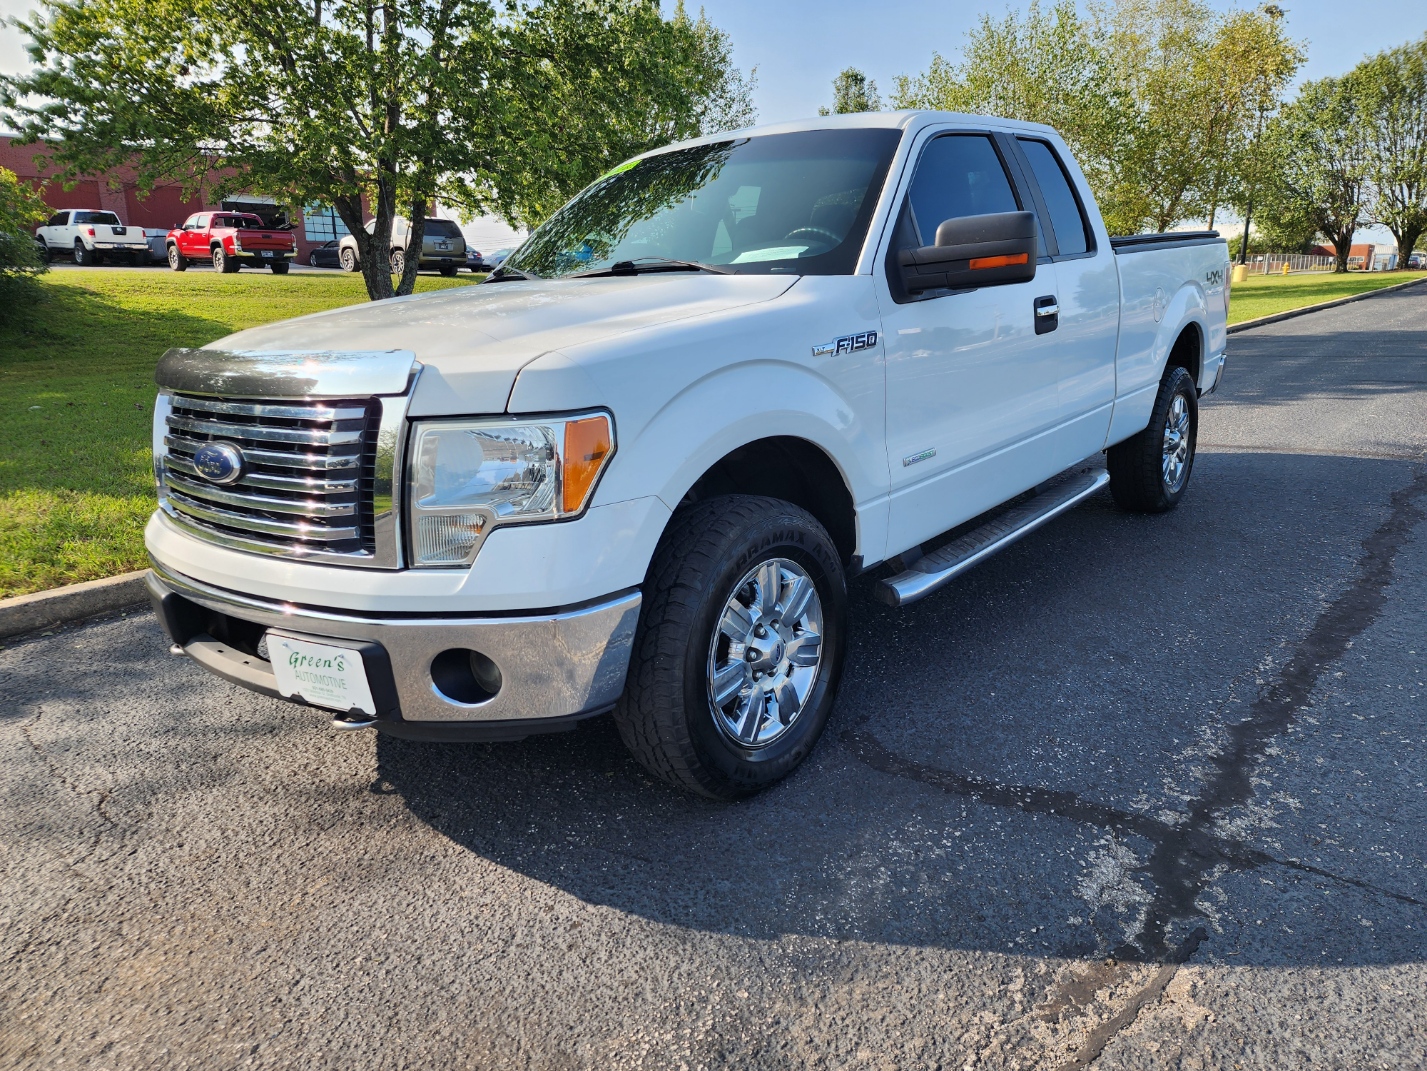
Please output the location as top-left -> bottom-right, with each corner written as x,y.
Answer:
147,563 -> 640,740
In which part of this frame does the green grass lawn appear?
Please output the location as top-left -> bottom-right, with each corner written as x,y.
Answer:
0,268 -> 477,598
1228,269 -> 1427,325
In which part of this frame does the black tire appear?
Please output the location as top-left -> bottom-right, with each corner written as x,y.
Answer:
339,247 -> 358,272
34,239 -> 50,264
270,261 -> 290,275
1107,365 -> 1198,512
613,495 -> 848,799
213,246 -> 238,273
439,265 -> 458,276
73,241 -> 92,266
309,252 -> 319,267
390,249 -> 406,276
167,244 -> 188,271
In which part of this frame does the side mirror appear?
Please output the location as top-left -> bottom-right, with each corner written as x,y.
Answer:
898,211 -> 1038,293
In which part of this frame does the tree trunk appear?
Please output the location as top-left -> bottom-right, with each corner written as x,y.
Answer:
1332,230 -> 1353,273
1237,196 -> 1253,265
358,174 -> 398,301
394,195 -> 427,296
1389,225 -> 1423,270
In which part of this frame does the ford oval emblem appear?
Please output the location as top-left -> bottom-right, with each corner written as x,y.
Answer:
192,441 -> 245,485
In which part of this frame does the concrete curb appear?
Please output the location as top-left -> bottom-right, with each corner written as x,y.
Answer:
0,569 -> 149,641
1227,275 -> 1427,334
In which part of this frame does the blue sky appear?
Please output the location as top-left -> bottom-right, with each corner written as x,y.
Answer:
681,0 -> 1427,125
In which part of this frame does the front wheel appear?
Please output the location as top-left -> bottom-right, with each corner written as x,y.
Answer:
339,247 -> 358,272
167,244 -> 188,271
613,495 -> 847,799
1107,365 -> 1198,512
389,249 -> 406,276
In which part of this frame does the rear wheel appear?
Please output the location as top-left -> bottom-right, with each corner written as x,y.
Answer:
270,261 -> 289,274
167,244 -> 188,271
1107,365 -> 1198,512
339,247 -> 358,272
213,246 -> 238,273
73,241 -> 93,266
308,252 -> 319,267
439,265 -> 458,277
613,495 -> 847,799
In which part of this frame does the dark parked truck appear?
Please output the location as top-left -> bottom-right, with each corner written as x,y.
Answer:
166,212 -> 297,274
147,112 -> 1229,798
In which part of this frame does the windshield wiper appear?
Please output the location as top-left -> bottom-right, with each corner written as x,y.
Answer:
484,264 -> 535,282
572,257 -> 732,278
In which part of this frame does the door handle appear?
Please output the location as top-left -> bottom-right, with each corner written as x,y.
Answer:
1034,295 -> 1059,335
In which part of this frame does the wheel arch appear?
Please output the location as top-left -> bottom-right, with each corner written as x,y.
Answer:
1163,319 -> 1203,389
677,436 -> 859,568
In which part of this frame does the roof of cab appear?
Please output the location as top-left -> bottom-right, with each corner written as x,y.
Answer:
640,110 -> 1063,160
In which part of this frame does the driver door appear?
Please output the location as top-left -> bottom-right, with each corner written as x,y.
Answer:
878,132 -> 1063,556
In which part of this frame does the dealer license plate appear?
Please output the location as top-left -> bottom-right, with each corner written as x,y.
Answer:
261,250 -> 274,258
267,632 -> 376,715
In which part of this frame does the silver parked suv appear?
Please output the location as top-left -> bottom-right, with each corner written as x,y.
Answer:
338,217 -> 467,276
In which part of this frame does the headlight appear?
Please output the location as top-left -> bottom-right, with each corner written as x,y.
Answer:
407,412 -> 614,567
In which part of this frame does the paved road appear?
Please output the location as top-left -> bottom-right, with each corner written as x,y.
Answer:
3,288 -> 1426,1070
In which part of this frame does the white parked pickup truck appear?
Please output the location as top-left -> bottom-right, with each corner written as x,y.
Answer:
36,208 -> 152,265
146,112 -> 1229,798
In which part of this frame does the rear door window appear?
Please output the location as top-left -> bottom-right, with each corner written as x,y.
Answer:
1017,139 -> 1092,256
905,135 -> 1020,247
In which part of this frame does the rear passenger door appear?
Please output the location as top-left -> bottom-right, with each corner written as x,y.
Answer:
1007,136 -> 1119,458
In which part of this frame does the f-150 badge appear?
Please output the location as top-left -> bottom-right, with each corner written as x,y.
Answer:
812,330 -> 878,358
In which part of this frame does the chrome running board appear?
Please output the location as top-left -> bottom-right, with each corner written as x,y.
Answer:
874,468 -> 1111,607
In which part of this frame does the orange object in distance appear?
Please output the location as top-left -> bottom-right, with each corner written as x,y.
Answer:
563,415 -> 613,514
969,252 -> 1029,270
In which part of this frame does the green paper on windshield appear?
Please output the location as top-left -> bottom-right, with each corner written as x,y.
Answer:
599,158 -> 640,180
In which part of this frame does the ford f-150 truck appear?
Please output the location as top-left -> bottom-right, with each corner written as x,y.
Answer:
146,112 -> 1229,799
36,209 -> 151,265
166,212 -> 297,273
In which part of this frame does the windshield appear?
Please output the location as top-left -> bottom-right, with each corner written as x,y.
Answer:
74,211 -> 121,226
506,128 -> 902,279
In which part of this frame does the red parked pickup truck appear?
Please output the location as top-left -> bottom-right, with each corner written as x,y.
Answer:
166,212 -> 297,274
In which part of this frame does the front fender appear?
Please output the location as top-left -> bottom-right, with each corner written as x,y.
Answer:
597,360 -> 883,516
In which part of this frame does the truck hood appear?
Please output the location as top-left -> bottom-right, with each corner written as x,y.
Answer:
209,274 -> 797,414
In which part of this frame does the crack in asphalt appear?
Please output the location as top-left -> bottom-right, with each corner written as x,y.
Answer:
1132,465 -> 1427,961
842,464 -> 1427,1066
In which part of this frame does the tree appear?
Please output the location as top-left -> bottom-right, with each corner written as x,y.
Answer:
1357,36 -> 1427,268
1270,75 -> 1373,272
890,0 -> 1302,236
0,166 -> 49,318
2,0 -> 754,301
819,68 -> 882,115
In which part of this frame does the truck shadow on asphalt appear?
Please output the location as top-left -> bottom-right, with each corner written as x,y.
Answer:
374,450 -> 1427,969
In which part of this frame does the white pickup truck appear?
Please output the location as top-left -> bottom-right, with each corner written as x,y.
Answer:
146,112 -> 1229,798
36,208 -> 152,265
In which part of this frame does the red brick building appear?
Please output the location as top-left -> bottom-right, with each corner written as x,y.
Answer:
1,134 -> 338,260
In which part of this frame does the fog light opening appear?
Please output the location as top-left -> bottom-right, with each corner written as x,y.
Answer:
430,648 -> 503,705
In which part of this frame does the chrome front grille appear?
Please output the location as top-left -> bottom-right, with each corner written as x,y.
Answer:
159,393 -> 379,559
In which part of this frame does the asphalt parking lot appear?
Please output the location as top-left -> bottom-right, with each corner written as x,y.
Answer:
2,287 -> 1425,1069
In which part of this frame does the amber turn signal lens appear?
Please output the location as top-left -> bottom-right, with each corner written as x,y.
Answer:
968,252 -> 1029,270
562,415 -> 613,514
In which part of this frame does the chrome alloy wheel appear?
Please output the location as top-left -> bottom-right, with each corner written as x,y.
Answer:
707,557 -> 824,748
1161,392 -> 1191,493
